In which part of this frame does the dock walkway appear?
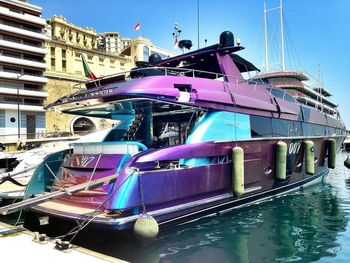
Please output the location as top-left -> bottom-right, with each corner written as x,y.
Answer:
0,221 -> 127,263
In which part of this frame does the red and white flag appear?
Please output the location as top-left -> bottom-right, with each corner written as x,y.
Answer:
174,36 -> 178,49
133,22 -> 140,31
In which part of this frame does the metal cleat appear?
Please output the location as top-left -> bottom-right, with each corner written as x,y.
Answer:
54,239 -> 72,253
32,232 -> 48,244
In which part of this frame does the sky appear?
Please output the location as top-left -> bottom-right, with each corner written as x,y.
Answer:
31,0 -> 350,128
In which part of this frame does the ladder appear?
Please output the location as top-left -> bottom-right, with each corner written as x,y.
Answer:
0,174 -> 118,215
124,114 -> 144,140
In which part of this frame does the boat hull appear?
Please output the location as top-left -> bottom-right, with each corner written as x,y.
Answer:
30,169 -> 327,231
29,135 -> 340,231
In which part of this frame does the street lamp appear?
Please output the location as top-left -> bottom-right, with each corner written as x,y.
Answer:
16,73 -> 23,141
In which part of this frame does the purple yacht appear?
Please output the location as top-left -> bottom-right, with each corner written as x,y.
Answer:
21,32 -> 346,234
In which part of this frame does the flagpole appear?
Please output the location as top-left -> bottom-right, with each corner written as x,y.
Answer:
139,22 -> 141,37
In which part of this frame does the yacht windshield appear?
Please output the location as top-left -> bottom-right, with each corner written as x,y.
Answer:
67,99 -> 205,148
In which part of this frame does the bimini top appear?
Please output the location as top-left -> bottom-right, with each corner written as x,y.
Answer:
157,43 -> 260,74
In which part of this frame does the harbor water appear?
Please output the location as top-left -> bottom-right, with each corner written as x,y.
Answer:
2,151 -> 350,263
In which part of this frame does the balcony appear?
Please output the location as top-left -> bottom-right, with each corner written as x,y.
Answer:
0,87 -> 48,98
0,71 -> 48,84
0,39 -> 47,55
0,24 -> 48,41
0,55 -> 47,69
0,102 -> 45,112
0,6 -> 46,27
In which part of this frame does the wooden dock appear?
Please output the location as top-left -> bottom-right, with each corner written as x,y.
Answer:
0,221 -> 128,263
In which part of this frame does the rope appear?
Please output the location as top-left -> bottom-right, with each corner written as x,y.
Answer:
137,169 -> 146,214
45,163 -> 71,196
85,153 -> 102,190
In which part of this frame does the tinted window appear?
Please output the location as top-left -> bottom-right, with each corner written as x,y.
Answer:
302,123 -> 313,136
314,124 -> 326,136
284,93 -> 296,103
250,115 -> 272,137
291,121 -> 303,136
272,118 -> 290,136
327,127 -> 336,136
270,89 -> 285,99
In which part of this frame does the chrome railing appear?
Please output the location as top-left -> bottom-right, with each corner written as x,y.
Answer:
0,131 -> 79,143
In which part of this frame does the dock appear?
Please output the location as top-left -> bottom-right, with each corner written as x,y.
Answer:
0,221 -> 127,263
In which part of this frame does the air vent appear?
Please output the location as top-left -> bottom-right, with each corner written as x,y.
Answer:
174,84 -> 192,92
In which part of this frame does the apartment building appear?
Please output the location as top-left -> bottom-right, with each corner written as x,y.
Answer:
0,0 -> 48,141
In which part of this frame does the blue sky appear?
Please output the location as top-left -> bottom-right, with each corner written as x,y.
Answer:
32,0 -> 350,128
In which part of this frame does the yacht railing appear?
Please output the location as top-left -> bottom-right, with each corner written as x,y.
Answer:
81,66 -> 263,87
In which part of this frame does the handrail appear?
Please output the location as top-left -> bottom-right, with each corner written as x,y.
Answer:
88,66 -> 266,87
70,141 -> 148,151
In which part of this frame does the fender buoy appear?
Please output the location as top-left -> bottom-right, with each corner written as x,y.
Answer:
133,214 -> 159,246
232,147 -> 244,197
304,140 -> 314,175
328,139 -> 336,169
275,141 -> 287,180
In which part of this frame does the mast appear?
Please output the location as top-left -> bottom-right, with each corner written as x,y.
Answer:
264,0 -> 269,72
280,0 -> 285,71
197,0 -> 200,49
318,64 -> 323,108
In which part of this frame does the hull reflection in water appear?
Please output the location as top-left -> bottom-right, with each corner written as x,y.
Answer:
68,154 -> 350,263
153,187 -> 347,263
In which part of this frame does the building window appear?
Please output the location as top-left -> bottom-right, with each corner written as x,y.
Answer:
62,49 -> 66,58
3,51 -> 21,59
143,45 -> 150,62
0,110 -> 5,128
51,47 -> 55,56
51,58 -> 55,68
24,69 -> 41,76
62,60 -> 66,71
3,67 -> 21,74
36,113 -> 46,129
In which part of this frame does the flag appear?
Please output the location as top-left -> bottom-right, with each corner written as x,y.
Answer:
134,22 -> 140,31
81,54 -> 97,79
174,36 -> 178,49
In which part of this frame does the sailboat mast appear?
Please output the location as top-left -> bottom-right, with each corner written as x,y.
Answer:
280,0 -> 285,71
197,0 -> 200,49
264,0 -> 269,73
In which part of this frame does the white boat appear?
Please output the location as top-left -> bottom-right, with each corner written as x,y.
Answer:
0,142 -> 70,200
0,129 -> 115,200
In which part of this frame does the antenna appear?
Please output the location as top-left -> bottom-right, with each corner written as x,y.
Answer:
264,0 -> 269,73
172,23 -> 182,49
280,0 -> 285,71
